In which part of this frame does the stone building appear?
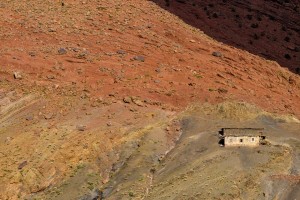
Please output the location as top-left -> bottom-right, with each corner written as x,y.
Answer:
219,128 -> 266,147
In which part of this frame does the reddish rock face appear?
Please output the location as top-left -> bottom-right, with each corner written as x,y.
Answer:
152,0 -> 300,74
0,0 -> 299,118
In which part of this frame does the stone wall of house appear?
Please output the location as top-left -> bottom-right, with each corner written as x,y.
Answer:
225,136 -> 260,147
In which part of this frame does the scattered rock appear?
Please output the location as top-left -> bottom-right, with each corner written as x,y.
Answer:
133,55 -> 145,62
123,96 -> 132,103
48,28 -> 56,32
190,39 -> 196,43
117,50 -> 126,55
132,99 -> 144,107
46,75 -> 55,79
129,107 -> 137,112
212,51 -> 223,57
78,51 -> 88,59
58,48 -> 67,55
28,51 -> 36,57
77,125 -> 86,131
25,115 -> 34,121
289,76 -> 296,85
218,88 -> 228,93
5,137 -> 12,144
18,161 -> 28,170
44,113 -> 53,120
13,72 -> 22,79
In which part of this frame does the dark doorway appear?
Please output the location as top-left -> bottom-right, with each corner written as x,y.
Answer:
219,138 -> 224,146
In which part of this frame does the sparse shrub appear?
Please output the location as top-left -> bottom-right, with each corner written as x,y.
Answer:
251,23 -> 258,28
129,191 -> 134,197
269,15 -> 275,20
282,26 -> 287,31
257,16 -> 262,21
284,36 -> 290,42
284,54 -> 291,60
246,14 -> 253,20
165,0 -> 170,7
212,12 -> 218,18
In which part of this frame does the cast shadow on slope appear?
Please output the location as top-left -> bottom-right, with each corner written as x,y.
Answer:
151,0 -> 300,75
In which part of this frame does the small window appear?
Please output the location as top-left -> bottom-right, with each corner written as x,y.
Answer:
251,138 -> 255,142
240,139 -> 243,143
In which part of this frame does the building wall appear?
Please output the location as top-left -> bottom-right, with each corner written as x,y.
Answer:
225,136 -> 260,147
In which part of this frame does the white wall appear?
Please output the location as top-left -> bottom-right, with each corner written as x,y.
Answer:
225,136 -> 260,147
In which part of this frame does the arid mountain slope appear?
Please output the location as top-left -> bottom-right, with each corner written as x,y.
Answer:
152,0 -> 300,73
0,0 -> 299,199
0,0 -> 299,117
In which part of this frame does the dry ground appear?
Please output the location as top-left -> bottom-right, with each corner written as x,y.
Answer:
0,0 -> 299,199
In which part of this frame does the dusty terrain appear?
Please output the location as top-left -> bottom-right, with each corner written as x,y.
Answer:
0,0 -> 299,199
103,103 -> 300,200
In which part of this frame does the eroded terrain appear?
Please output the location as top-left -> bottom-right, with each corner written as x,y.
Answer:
0,0 -> 299,199
103,103 -> 300,200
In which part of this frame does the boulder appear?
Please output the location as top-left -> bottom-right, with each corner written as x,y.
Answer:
123,96 -> 132,103
212,51 -> 223,57
13,71 -> 22,79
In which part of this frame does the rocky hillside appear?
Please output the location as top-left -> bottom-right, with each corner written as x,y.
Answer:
1,0 -> 299,117
0,0 -> 299,199
152,0 -> 300,73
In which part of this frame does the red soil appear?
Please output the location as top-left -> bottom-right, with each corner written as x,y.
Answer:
0,1 -> 300,199
0,0 -> 299,117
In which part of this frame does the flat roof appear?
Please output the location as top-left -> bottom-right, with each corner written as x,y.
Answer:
222,128 -> 264,137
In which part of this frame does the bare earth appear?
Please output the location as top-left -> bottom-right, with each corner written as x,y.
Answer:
0,0 -> 299,199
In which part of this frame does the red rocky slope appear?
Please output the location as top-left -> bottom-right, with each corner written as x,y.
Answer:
0,0 -> 299,117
